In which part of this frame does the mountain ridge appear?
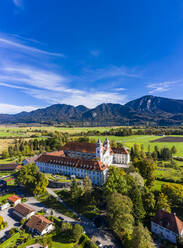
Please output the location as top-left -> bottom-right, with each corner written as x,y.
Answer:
1,95 -> 183,126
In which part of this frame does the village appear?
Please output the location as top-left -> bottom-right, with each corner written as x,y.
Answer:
0,138 -> 182,247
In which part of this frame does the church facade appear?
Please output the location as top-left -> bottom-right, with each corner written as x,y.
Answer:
36,138 -> 130,186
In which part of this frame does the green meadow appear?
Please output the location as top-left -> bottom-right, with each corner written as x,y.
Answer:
86,135 -> 183,156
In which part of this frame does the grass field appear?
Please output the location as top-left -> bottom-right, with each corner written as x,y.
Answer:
86,135 -> 183,156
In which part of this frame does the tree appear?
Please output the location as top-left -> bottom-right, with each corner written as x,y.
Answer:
129,172 -> 144,188
156,193 -> 171,213
83,175 -> 92,194
171,145 -> 177,155
0,216 -> 3,225
84,240 -> 97,248
126,175 -> 145,222
142,186 -> 155,217
160,147 -> 172,161
107,193 -> 134,239
161,183 -> 183,205
177,235 -> 183,248
134,158 -> 157,187
129,222 -> 153,248
15,163 -> 48,195
104,166 -> 127,195
72,224 -> 83,242
70,179 -> 82,200
1,150 -> 9,159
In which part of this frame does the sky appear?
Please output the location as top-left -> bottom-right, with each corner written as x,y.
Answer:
1,0 -> 183,113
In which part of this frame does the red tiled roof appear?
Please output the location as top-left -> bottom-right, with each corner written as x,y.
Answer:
62,142 -> 128,155
36,154 -> 108,171
152,209 -> 183,234
8,195 -> 21,203
24,155 -> 41,164
62,142 -> 96,153
112,147 -> 129,154
45,150 -> 65,156
14,203 -> 35,217
26,215 -> 52,233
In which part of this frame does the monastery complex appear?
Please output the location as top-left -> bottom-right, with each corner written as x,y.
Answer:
36,138 -> 130,185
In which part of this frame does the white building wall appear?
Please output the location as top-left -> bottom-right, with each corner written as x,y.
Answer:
151,221 -> 178,244
36,162 -> 106,186
113,153 -> 130,165
40,224 -> 54,235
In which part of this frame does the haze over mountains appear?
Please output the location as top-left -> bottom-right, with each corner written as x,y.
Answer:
1,95 -> 183,126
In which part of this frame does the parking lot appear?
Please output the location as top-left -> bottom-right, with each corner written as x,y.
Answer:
0,207 -> 19,239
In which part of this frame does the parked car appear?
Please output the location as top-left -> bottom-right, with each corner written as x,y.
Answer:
96,241 -> 102,247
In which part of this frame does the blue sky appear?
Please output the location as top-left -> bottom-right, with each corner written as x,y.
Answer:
1,0 -> 183,113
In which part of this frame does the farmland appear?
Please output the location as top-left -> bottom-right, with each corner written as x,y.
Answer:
86,135 -> 183,156
0,125 -> 183,156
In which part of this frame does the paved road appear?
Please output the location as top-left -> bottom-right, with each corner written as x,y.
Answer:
47,187 -> 120,247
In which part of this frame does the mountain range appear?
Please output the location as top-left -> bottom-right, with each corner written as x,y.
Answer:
1,95 -> 183,126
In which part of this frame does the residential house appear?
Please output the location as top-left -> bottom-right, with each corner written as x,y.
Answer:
151,209 -> 183,244
8,195 -> 21,206
26,215 -> 53,235
13,203 -> 35,220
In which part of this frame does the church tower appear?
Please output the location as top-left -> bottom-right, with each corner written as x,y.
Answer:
104,138 -> 110,151
96,139 -> 103,161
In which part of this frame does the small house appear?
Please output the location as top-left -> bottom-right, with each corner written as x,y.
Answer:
0,202 -> 10,210
26,215 -> 53,235
151,209 -> 183,244
8,195 -> 21,206
13,203 -> 35,220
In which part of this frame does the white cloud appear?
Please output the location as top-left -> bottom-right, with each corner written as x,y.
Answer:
0,103 -> 37,114
113,87 -> 126,91
147,80 -> 181,94
26,88 -> 127,108
0,37 -> 64,57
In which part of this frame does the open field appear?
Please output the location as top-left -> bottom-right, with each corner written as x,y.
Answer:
87,135 -> 183,156
0,139 -> 14,154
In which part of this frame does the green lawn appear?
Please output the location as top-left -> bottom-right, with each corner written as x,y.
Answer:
0,232 -> 20,248
38,193 -> 77,219
0,193 -> 13,204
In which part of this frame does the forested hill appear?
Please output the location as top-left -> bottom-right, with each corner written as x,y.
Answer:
1,95 -> 183,126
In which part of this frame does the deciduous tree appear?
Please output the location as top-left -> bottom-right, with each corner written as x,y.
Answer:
107,193 -> 134,239
129,222 -> 153,248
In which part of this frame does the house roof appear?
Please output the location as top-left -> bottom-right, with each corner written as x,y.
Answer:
8,195 -> 21,203
152,209 -> 183,234
26,215 -> 52,233
112,147 -> 129,154
24,155 -> 41,164
62,142 -> 96,154
36,154 -> 108,171
62,142 -> 129,155
45,150 -> 65,156
14,203 -> 35,217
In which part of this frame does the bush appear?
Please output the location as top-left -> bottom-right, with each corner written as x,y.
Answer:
84,240 -> 97,248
